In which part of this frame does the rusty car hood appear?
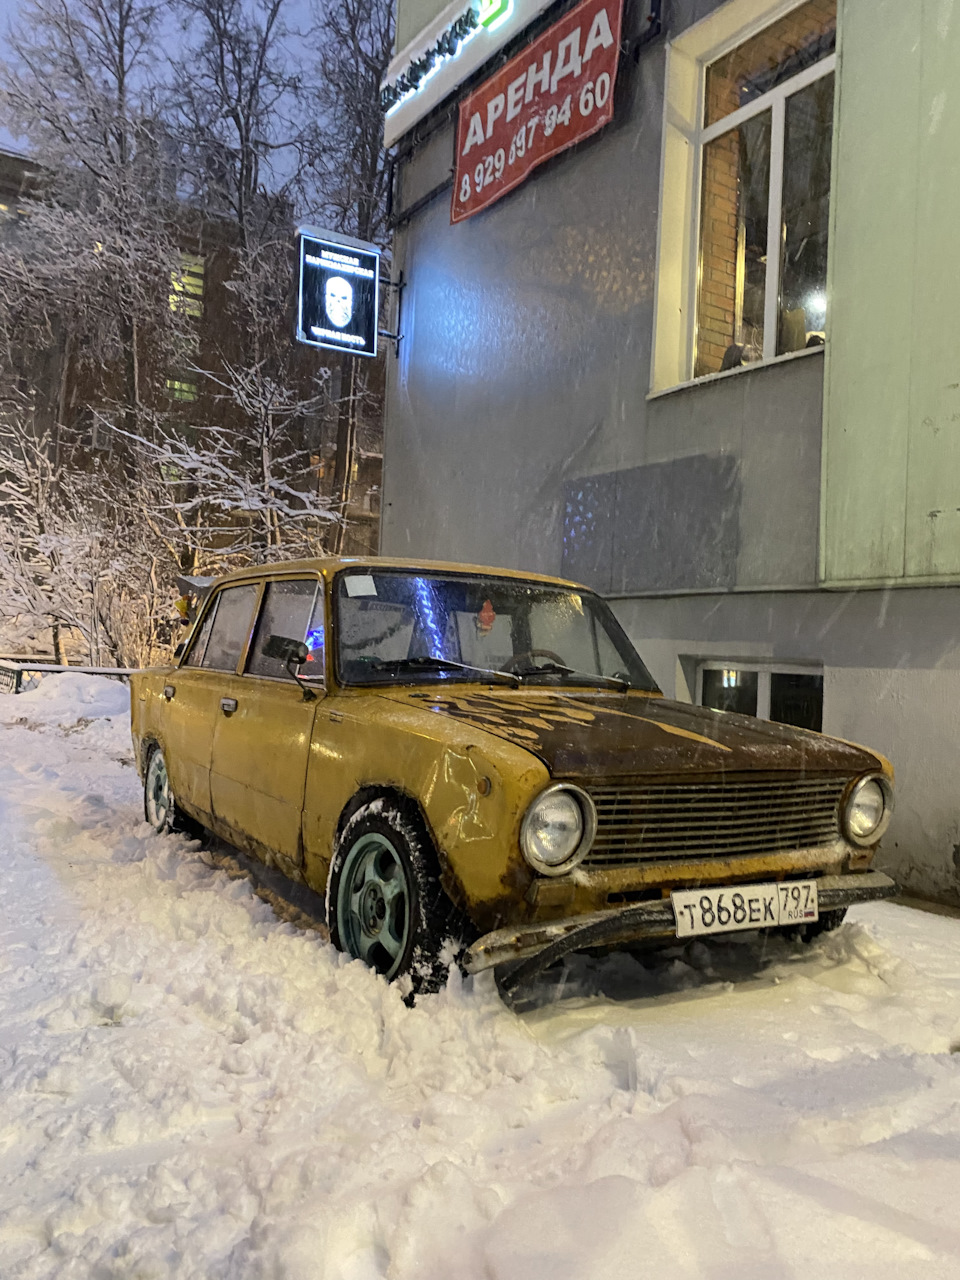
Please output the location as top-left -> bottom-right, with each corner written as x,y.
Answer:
380,688 -> 881,780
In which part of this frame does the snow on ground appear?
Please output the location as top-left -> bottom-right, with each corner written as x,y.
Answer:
2,677 -> 960,1279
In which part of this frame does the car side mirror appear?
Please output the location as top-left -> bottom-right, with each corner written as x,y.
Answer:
262,634 -> 309,666
174,641 -> 186,660
262,634 -> 317,700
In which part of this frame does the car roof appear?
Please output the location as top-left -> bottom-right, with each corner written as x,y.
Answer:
209,556 -> 590,592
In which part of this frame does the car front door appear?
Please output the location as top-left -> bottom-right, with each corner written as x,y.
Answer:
209,576 -> 326,874
160,581 -> 261,824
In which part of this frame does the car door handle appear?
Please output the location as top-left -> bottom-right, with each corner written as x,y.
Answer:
163,685 -> 175,701
220,697 -> 238,714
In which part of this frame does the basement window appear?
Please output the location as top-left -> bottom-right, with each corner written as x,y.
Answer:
697,661 -> 823,732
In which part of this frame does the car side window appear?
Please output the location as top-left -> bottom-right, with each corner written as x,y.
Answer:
199,584 -> 259,672
246,579 -> 325,680
183,596 -> 218,668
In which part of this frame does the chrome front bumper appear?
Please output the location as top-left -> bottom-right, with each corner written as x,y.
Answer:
464,870 -> 898,977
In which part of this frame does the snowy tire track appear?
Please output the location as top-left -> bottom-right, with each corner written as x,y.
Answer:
2,675 -> 960,1278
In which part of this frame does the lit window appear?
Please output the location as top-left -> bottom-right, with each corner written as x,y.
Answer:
651,0 -> 836,390
165,376 -> 198,403
696,2 -> 835,376
170,253 -> 205,317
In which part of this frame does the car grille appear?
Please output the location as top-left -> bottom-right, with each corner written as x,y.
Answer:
583,777 -> 846,867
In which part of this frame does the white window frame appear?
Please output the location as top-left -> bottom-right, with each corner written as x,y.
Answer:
696,659 -> 822,721
650,0 -> 836,394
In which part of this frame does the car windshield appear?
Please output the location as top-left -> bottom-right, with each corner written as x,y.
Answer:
334,569 -> 660,691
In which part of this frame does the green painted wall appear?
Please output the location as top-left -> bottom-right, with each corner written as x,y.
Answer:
395,0 -> 452,53
822,0 -> 960,584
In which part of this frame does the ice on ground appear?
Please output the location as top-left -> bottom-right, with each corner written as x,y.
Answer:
1,677 -> 960,1279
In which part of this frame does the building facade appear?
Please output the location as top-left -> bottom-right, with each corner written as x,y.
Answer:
379,0 -> 960,902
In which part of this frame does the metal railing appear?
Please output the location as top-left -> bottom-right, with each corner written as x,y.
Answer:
0,659 -> 137,694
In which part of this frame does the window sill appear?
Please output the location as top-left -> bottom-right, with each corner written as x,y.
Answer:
646,343 -> 824,402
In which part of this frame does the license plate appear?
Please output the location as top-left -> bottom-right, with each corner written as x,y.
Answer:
672,880 -> 819,938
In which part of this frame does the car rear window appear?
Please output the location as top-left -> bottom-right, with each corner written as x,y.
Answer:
197,584 -> 259,672
183,597 -> 218,668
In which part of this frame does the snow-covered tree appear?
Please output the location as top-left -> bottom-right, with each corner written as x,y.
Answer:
0,0 -> 192,430
307,0 -> 394,246
0,0 -> 387,665
165,0 -> 343,559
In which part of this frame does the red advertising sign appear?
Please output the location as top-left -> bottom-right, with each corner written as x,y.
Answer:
451,0 -> 624,224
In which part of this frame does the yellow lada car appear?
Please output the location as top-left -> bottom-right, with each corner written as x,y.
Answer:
131,558 -> 896,1001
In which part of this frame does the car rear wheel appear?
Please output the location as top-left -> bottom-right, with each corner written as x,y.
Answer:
327,801 -> 465,996
143,746 -> 202,838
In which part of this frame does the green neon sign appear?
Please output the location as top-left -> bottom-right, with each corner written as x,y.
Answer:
477,0 -> 513,30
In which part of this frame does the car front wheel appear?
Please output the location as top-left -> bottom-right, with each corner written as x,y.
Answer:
327,800 -> 465,996
800,907 -> 848,940
780,906 -> 848,943
143,746 -> 202,838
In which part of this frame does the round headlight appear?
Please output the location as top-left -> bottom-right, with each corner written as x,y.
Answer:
520,784 -> 596,876
843,775 -> 893,846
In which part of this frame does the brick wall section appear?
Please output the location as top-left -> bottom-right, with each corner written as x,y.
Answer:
706,0 -> 836,127
695,129 -> 741,377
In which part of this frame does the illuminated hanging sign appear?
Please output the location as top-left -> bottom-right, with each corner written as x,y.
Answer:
451,0 -> 624,222
382,0 -> 559,148
296,230 -> 380,358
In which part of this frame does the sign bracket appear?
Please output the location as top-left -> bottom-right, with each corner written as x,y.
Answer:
379,271 -> 405,349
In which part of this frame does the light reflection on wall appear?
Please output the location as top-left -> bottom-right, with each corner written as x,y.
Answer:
409,212 -> 653,385
412,258 -> 578,383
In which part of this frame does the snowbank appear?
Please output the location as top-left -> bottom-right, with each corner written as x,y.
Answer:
1,677 -> 960,1279
0,669 -> 130,724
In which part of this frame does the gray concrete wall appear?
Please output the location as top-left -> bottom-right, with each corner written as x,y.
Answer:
613,586 -> 960,904
381,0 -> 823,591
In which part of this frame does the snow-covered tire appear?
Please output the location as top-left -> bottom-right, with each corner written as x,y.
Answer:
326,799 -> 466,997
143,746 -> 203,838
800,907 -> 848,940
781,906 -> 848,943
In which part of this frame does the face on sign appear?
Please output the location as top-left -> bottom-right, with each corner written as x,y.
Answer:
325,276 -> 354,329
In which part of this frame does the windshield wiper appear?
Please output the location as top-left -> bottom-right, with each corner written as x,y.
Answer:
371,656 -> 520,686
514,662 -> 630,692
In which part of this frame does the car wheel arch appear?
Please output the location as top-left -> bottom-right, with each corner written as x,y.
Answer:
140,736 -> 161,777
335,785 -> 438,856
333,785 -> 464,906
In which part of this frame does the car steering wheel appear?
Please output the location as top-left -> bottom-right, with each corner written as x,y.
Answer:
501,648 -> 566,672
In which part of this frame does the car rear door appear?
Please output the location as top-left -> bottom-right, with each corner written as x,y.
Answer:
209,576 -> 326,873
160,581 -> 261,824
